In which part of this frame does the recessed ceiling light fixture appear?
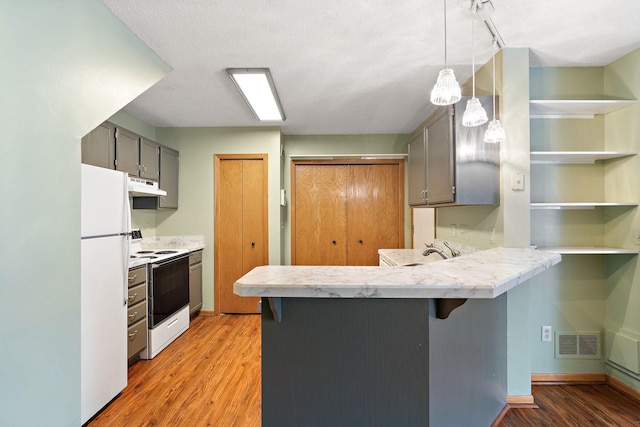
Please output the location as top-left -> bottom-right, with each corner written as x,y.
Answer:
226,68 -> 286,121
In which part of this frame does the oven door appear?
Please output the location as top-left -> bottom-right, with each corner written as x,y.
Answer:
148,254 -> 190,328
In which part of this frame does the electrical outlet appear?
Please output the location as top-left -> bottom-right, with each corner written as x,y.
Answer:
450,224 -> 457,238
458,225 -> 469,240
542,326 -> 552,342
635,229 -> 640,245
489,228 -> 496,244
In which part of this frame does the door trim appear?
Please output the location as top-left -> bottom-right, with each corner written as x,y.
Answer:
213,154 -> 269,314
290,158 -> 405,265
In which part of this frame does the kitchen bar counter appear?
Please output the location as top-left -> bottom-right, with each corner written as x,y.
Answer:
237,247 -> 560,427
234,247 -> 560,299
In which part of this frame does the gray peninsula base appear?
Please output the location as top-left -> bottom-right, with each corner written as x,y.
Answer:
261,296 -> 507,427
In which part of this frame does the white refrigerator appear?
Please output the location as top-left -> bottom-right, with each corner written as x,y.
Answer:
81,164 -> 130,424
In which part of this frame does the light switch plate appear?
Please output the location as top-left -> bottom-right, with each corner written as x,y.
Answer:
511,171 -> 525,191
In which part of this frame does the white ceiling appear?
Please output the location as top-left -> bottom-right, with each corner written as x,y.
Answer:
101,0 -> 640,135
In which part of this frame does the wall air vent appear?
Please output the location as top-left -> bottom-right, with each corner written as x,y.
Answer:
555,331 -> 601,359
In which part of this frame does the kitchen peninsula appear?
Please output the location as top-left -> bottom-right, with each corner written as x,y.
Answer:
234,247 -> 561,427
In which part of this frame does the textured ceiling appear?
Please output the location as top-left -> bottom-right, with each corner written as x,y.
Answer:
101,0 -> 640,135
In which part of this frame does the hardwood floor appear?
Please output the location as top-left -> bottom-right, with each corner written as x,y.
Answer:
499,384 -> 640,426
89,314 -> 640,426
88,314 -> 261,427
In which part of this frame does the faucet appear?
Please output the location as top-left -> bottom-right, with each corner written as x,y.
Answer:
422,245 -> 450,259
443,241 -> 461,258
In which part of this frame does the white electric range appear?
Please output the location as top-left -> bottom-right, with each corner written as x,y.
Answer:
128,230 -> 190,360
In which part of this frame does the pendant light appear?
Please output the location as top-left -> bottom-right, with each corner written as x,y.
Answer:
462,2 -> 488,127
484,43 -> 506,143
430,0 -> 461,106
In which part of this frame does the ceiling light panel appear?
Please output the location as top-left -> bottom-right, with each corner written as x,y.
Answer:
226,68 -> 286,121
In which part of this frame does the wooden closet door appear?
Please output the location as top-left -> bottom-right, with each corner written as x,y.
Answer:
347,164 -> 401,266
216,157 -> 267,314
240,159 -> 266,313
293,165 -> 348,265
217,159 -> 244,313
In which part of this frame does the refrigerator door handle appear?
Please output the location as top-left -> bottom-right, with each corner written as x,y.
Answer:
123,172 -> 131,307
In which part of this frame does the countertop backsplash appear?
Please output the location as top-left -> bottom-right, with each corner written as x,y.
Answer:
432,239 -> 478,257
141,235 -> 205,251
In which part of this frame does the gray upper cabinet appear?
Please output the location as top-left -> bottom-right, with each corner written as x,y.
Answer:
115,127 -> 140,177
81,121 -> 115,169
159,146 -> 179,209
139,138 -> 160,181
408,96 -> 499,207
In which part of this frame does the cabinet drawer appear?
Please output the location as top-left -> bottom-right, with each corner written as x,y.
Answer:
127,283 -> 146,306
128,265 -> 147,287
189,250 -> 202,265
127,301 -> 147,326
127,318 -> 147,359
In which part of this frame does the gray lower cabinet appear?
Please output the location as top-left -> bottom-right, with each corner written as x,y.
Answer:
81,121 -> 115,169
408,96 -> 500,207
127,265 -> 148,360
115,127 -> 140,177
139,137 -> 160,181
189,250 -> 203,317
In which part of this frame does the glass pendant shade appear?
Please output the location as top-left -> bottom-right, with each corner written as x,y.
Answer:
484,119 -> 506,143
462,97 -> 488,127
430,69 -> 462,105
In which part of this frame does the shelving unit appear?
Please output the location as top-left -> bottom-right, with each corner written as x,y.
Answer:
530,151 -> 637,164
530,98 -> 638,256
530,99 -> 636,119
538,247 -> 638,255
531,202 -> 638,210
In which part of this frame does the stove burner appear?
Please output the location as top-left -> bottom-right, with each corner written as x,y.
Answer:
154,250 -> 178,255
136,251 -> 154,254
139,255 -> 159,259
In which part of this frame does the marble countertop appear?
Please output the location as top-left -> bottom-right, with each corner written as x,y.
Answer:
128,235 -> 205,269
234,247 -> 561,299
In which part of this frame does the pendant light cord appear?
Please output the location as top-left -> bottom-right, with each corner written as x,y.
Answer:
443,0 -> 447,68
492,40 -> 497,119
471,3 -> 476,97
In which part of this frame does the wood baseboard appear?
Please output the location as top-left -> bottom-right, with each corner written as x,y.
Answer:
607,375 -> 640,402
491,405 -> 510,427
531,373 -> 607,385
197,310 -> 218,317
506,394 -> 537,407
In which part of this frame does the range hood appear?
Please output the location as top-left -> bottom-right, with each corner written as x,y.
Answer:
128,176 -> 167,197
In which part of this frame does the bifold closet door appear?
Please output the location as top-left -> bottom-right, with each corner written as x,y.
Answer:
216,157 -> 266,314
346,164 -> 401,266
292,164 -> 348,266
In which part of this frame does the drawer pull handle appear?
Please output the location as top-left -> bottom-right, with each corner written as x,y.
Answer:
128,330 -> 138,340
128,312 -> 138,321
127,293 -> 138,303
128,274 -> 137,283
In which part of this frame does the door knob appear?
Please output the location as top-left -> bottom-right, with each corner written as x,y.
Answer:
251,242 -> 256,247
358,239 -> 363,244
332,240 -> 337,245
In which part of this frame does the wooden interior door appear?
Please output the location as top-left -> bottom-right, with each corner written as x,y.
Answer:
347,164 -> 402,266
292,164 -> 347,265
215,156 -> 267,314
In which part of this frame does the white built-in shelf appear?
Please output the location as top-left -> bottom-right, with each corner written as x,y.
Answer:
538,247 -> 638,255
530,99 -> 636,119
530,151 -> 638,164
531,202 -> 638,210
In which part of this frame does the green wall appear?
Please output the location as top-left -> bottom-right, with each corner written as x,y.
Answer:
154,127 -> 283,312
604,47 -> 640,391
0,1 -> 169,425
